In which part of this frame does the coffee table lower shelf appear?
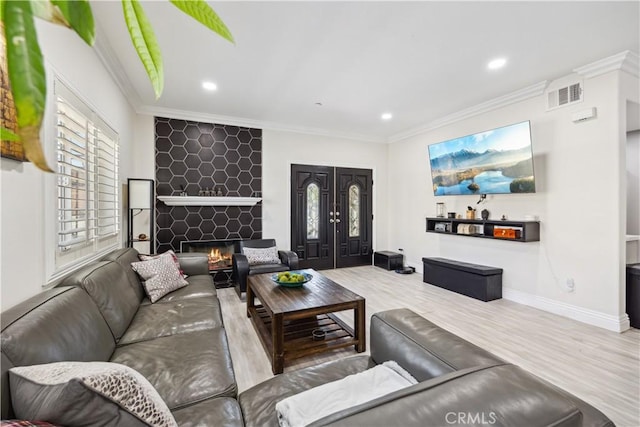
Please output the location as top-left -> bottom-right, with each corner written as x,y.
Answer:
248,305 -> 360,368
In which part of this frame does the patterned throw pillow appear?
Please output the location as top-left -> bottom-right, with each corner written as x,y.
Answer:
9,362 -> 177,427
131,252 -> 189,303
139,249 -> 187,278
242,246 -> 281,265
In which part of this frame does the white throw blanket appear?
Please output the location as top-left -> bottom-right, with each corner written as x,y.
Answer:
275,361 -> 418,427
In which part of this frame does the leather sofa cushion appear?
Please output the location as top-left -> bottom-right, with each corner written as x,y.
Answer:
370,309 -> 504,381
61,261 -> 139,340
101,248 -> 146,302
248,263 -> 289,275
311,364 -> 586,427
1,287 -> 115,419
140,276 -> 216,306
111,328 -> 237,410
172,397 -> 243,427
118,298 -> 223,345
239,355 -> 372,427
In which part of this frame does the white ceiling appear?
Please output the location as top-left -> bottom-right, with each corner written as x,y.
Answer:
91,1 -> 640,142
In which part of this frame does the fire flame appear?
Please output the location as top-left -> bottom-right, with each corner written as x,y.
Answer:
208,247 -> 232,269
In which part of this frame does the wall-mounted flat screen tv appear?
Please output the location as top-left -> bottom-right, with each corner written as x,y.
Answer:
428,121 -> 536,195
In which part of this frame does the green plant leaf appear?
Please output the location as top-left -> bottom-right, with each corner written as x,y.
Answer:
169,0 -> 234,44
122,0 -> 163,98
3,0 -> 52,172
30,0 -> 69,26
20,125 -> 53,172
4,0 -> 45,127
51,0 -> 95,45
1,126 -> 20,141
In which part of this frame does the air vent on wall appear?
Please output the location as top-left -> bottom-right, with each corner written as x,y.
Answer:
547,82 -> 582,110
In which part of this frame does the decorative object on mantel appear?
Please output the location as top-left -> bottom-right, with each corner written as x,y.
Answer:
481,209 -> 490,220
157,196 -> 261,207
501,214 -> 508,221
466,206 -> 476,220
436,202 -> 445,218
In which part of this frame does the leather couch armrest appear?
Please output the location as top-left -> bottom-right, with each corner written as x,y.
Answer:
309,364 -> 600,427
370,309 -> 504,381
232,253 -> 250,293
278,250 -> 299,269
176,253 -> 209,276
233,253 -> 250,274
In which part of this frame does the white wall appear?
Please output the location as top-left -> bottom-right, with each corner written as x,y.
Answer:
261,130 -> 388,252
132,114 -> 156,179
387,70 -> 630,331
1,21 -> 136,310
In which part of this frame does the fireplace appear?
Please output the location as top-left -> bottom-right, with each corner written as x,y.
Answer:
180,239 -> 242,272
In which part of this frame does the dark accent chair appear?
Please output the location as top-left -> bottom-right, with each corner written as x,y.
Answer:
232,239 -> 299,297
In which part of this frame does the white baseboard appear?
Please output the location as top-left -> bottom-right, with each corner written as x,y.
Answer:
503,288 -> 630,333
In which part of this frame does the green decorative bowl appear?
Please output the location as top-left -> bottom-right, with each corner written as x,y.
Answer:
271,271 -> 313,287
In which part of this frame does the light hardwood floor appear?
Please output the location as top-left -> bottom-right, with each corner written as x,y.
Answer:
217,266 -> 640,427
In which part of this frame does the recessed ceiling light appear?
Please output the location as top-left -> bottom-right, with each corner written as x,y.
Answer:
487,58 -> 507,70
202,81 -> 217,91
381,113 -> 393,120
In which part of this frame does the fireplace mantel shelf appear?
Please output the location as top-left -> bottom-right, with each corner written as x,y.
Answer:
157,196 -> 262,206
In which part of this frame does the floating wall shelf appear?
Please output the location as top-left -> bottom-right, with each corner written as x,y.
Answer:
157,196 -> 262,207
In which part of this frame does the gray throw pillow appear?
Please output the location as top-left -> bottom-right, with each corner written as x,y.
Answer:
9,361 -> 177,427
131,251 -> 189,303
139,250 -> 188,278
243,246 -> 281,265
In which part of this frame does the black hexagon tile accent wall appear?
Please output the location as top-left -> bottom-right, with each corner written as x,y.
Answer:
155,117 -> 262,255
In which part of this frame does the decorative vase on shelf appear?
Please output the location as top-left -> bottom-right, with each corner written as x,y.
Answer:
436,202 -> 445,218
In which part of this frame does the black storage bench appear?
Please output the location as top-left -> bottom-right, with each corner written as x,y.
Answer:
627,264 -> 640,328
422,257 -> 503,302
374,251 -> 403,270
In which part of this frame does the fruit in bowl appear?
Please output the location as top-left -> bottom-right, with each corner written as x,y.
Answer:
276,271 -> 306,283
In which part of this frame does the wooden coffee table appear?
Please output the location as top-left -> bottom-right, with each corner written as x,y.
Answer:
246,269 -> 366,374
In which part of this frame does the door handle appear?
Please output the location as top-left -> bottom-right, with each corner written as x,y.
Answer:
329,219 -> 335,223
335,211 -> 340,216
329,212 -> 334,216
335,218 -> 341,223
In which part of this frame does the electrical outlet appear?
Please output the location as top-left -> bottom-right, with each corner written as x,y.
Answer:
565,278 -> 575,292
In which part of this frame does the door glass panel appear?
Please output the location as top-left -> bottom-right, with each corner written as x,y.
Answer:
306,183 -> 319,239
349,184 -> 360,237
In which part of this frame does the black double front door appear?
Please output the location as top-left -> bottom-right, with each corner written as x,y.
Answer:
291,164 -> 373,270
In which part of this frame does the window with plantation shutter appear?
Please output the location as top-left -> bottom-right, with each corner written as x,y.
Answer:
55,81 -> 119,254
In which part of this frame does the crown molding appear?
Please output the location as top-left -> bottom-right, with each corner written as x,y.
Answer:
574,50 -> 639,79
388,80 -> 548,143
137,105 -> 387,143
93,22 -> 144,111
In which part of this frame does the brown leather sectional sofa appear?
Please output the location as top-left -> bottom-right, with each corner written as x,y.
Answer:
1,247 -> 613,426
